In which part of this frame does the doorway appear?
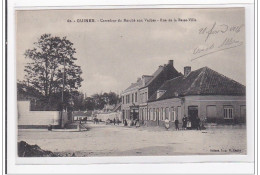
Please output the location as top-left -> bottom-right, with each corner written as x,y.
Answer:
188,106 -> 198,129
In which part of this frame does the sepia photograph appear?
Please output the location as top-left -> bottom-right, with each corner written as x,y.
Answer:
16,8 -> 247,157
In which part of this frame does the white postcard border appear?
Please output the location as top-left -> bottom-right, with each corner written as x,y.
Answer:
6,1 -> 255,174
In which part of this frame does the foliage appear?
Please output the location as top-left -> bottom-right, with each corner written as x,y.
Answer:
88,92 -> 120,110
17,81 -> 120,111
23,34 -> 83,104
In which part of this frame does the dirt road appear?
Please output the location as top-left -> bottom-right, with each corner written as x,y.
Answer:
18,123 -> 246,156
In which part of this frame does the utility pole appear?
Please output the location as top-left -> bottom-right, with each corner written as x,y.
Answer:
62,57 -> 65,106
61,57 -> 65,128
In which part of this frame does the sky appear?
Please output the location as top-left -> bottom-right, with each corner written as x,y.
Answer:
16,8 -> 245,96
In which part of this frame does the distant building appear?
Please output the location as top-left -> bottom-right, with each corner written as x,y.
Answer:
103,104 -> 116,113
146,66 -> 246,127
121,60 -> 182,121
72,111 -> 93,121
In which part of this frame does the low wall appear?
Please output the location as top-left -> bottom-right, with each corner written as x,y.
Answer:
18,111 -> 60,126
18,101 -> 69,128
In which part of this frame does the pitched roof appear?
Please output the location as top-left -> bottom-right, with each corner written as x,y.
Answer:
123,76 -> 152,92
112,103 -> 121,112
124,79 -> 143,92
142,66 -> 164,88
148,67 -> 246,102
140,64 -> 182,90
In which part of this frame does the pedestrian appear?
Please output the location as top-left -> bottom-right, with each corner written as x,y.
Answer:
182,116 -> 187,130
175,119 -> 179,130
113,118 -> 116,125
116,117 -> 119,125
136,118 -> 140,128
48,124 -> 52,131
130,119 -> 134,126
124,119 -> 128,126
164,118 -> 170,130
196,117 -> 201,130
201,117 -> 206,130
187,117 -> 192,130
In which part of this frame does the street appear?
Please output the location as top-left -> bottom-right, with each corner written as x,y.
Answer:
18,123 -> 246,156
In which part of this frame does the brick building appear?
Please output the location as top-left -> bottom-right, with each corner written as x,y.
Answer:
121,60 -> 182,121
145,66 -> 246,127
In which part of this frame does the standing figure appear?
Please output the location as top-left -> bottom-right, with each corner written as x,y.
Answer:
135,118 -> 140,128
164,118 -> 170,130
113,118 -> 116,125
182,116 -> 187,130
175,119 -> 179,130
187,116 -> 192,130
116,117 -> 119,125
196,117 -> 201,130
124,119 -> 128,126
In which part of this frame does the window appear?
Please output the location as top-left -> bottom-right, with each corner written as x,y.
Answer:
145,92 -> 148,102
165,108 -> 169,120
207,105 -> 217,118
224,106 -> 233,119
160,108 -> 163,120
153,108 -> 156,121
156,108 -> 159,121
158,108 -> 161,120
162,108 -> 165,120
171,107 -> 175,121
132,94 -> 134,103
149,109 -> 152,120
135,92 -> 137,102
144,109 -> 147,120
122,96 -> 124,104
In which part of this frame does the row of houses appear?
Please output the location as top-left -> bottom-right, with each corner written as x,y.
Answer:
121,60 -> 246,127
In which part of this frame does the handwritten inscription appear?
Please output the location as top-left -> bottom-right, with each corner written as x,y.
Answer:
191,22 -> 244,61
199,22 -> 244,42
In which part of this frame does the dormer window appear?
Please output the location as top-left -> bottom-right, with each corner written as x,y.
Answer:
157,90 -> 166,99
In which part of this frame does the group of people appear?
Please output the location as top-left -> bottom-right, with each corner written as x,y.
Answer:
113,117 -> 120,125
112,115 -> 205,131
165,116 -> 204,131
123,118 -> 140,127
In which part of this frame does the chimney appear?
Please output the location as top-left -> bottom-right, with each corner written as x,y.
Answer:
184,66 -> 191,77
137,77 -> 141,82
168,60 -> 174,67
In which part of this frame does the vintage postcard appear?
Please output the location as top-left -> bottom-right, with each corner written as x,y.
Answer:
16,8 -> 247,158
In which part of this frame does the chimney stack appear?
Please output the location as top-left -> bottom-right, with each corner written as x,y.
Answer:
168,60 -> 174,67
184,66 -> 191,77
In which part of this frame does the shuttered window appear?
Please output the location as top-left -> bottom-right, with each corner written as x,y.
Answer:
224,106 -> 233,119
